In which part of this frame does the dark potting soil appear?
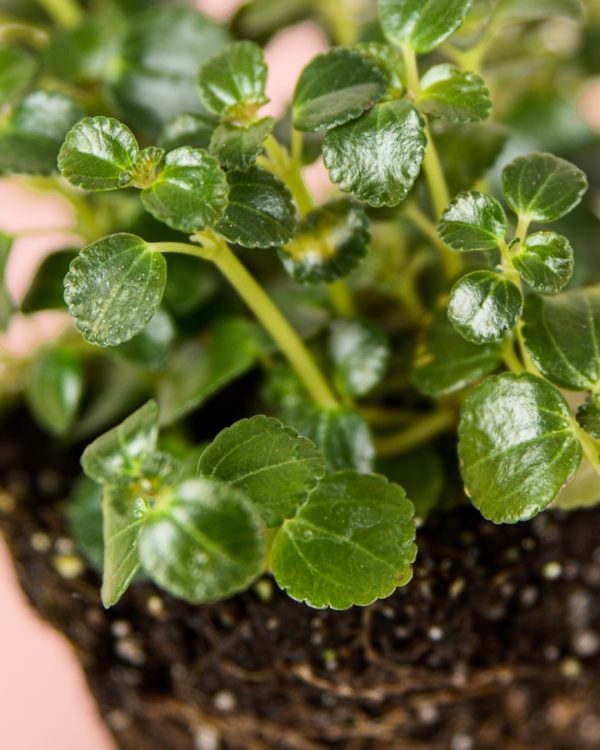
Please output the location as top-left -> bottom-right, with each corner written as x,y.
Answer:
1,408 -> 600,750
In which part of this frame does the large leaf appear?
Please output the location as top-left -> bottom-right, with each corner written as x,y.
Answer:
0,43 -> 37,104
138,479 -> 265,603
209,117 -> 274,170
293,47 -> 387,132
419,64 -> 491,123
64,234 -> 167,347
502,153 -> 588,223
329,318 -> 389,397
438,191 -> 508,252
271,471 -> 416,609
323,99 -> 426,207
379,0 -> 474,53
26,347 -> 84,436
198,415 -> 325,527
512,232 -> 574,293
458,373 -> 582,523
0,233 -> 14,330
522,289 -> 600,391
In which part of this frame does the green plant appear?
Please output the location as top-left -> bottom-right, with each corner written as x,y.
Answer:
1,0 -> 599,610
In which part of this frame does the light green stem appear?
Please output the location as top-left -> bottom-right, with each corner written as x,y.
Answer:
35,0 -> 82,28
375,409 -> 456,457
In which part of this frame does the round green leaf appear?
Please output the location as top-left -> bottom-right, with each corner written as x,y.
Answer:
198,41 -> 269,120
354,42 -> 406,96
512,231 -> 574,293
58,116 -> 141,191
438,191 -> 508,252
458,373 -> 582,523
198,415 -> 325,527
26,347 -> 83,436
141,147 -> 229,233
0,43 -> 37,104
323,99 -> 426,207
419,64 -> 491,123
158,113 -> 218,152
502,152 -> 588,223
379,0 -> 474,53
64,234 -> 167,347
522,289 -> 600,391
216,167 -> 295,248
271,471 -> 417,609
293,47 -> 388,132
577,394 -> 600,440
139,479 -> 266,603
329,318 -> 389,397
448,271 -> 523,344
209,116 -> 274,170
278,199 -> 369,284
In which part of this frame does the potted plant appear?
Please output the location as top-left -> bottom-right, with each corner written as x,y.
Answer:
2,0 -> 600,747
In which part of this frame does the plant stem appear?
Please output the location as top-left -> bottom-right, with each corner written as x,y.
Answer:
375,408 -> 456,457
502,339 -> 524,374
35,0 -> 82,29
328,280 -> 355,317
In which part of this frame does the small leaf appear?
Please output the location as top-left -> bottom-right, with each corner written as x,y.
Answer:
58,117 -> 141,191
379,0 -> 474,53
139,479 -> 265,603
158,113 -> 218,152
278,199 -> 369,284
577,394 -> 600,440
81,400 -> 159,484
209,116 -> 274,170
198,41 -> 269,121
438,191 -> 508,252
67,477 -> 104,573
271,471 -> 416,609
522,289 -> 600,391
448,271 -> 523,344
0,232 -> 15,330
109,309 -> 176,371
293,47 -> 387,132
512,232 -> 574,293
64,234 -> 167,347
198,415 -> 325,527
329,318 -> 389,397
0,43 -> 37,104
419,64 -> 491,123
413,310 -> 503,396
502,152 -> 588,223
216,167 -> 295,248
26,347 -> 84,436
458,373 -> 582,523
354,42 -> 406,96
323,99 -> 426,207
141,147 -> 229,233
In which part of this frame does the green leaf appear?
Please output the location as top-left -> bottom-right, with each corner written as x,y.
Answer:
81,400 -> 159,484
216,167 -> 295,248
512,232 -> 574,293
0,90 -> 83,175
413,310 -> 503,396
231,0 -> 311,43
448,271 -> 523,344
379,0 -> 474,53
282,403 -> 375,473
329,318 -> 389,397
494,0 -> 583,23
26,347 -> 83,436
522,289 -> 600,391
198,41 -> 269,121
141,147 -> 229,234
209,116 -> 274,170
278,199 -> 369,284
502,152 -> 588,223
293,47 -> 387,132
354,42 -> 406,96
109,309 -> 175,371
58,116 -> 141,191
21,248 -> 77,313
438,191 -> 508,252
0,43 -> 37,104
198,415 -> 325,527
271,471 -> 416,609
158,113 -> 218,152
458,373 -> 582,523
377,447 -> 444,518
138,479 -> 265,603
323,99 -> 426,207
577,394 -> 600,440
67,477 -> 104,573
419,64 -> 491,123
0,233 -> 15,330
64,234 -> 167,347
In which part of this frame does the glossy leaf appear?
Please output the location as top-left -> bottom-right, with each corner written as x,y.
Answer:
323,99 -> 426,207
271,471 -> 416,609
198,415 -> 325,527
0,233 -> 14,330
21,248 -> 77,313
512,232 -> 574,293
198,41 -> 269,121
438,191 -> 508,252
458,373 -> 582,523
139,479 -> 265,603
64,234 -> 167,347
293,47 -> 387,132
216,168 -> 295,248
158,113 -> 217,152
448,271 -> 523,344
502,152 -> 588,223
279,199 -> 369,284
379,0 -> 474,53
522,289 -> 600,391
419,64 -> 491,123
26,347 -> 83,436
329,319 -> 389,397
141,147 -> 229,233
209,116 -> 274,170
354,42 -> 406,96
577,394 -> 600,440
0,44 -> 37,104
413,310 -> 503,396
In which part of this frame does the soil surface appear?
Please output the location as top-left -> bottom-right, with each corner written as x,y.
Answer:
2,408 -> 600,750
